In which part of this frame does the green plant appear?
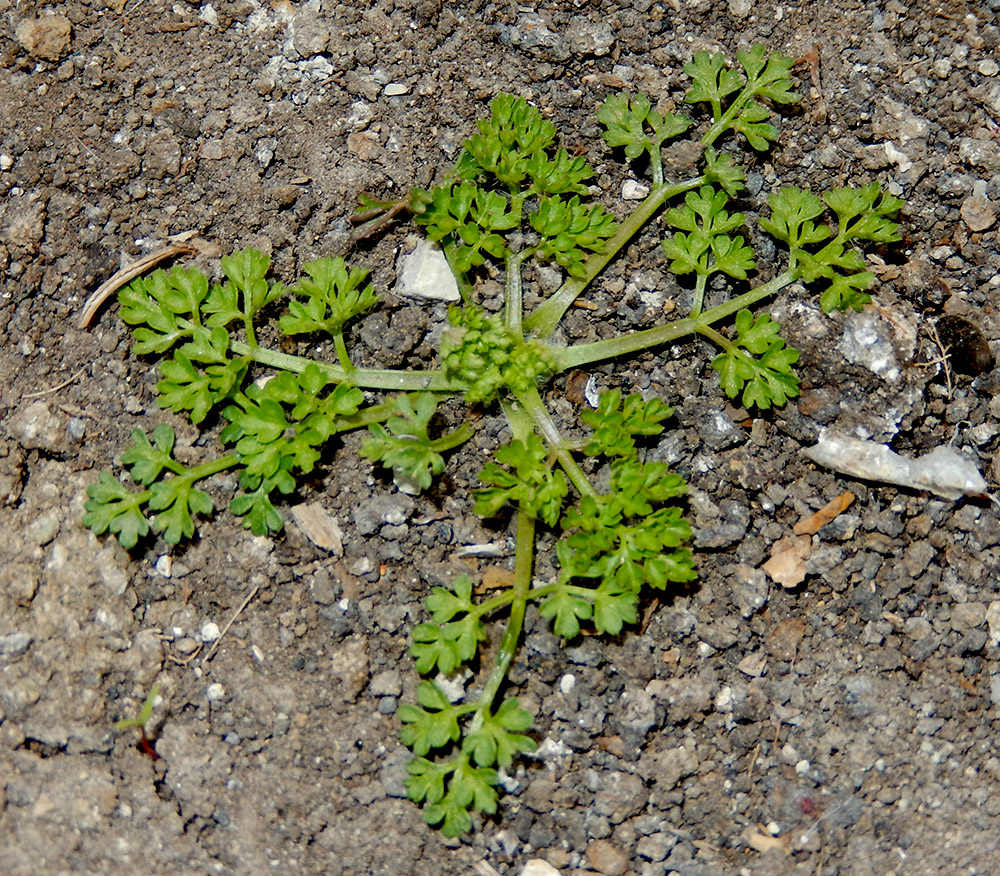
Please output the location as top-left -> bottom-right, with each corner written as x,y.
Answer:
84,46 -> 902,836
115,685 -> 162,758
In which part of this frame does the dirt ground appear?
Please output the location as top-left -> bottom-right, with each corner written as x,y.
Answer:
3,1 -> 1000,874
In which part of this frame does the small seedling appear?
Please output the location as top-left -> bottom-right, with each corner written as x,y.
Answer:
115,685 -> 161,759
84,47 -> 902,835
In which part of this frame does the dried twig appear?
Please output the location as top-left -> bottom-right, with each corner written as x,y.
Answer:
78,243 -> 196,329
204,583 -> 261,662
22,366 -> 88,399
347,197 -> 410,246
923,321 -> 954,400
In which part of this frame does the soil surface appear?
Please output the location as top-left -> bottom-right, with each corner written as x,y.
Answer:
3,1 -> 1000,875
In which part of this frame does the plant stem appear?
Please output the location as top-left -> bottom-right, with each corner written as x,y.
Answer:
332,330 -> 354,373
690,271 -> 709,318
181,453 -> 241,482
517,387 -> 597,502
229,340 -> 466,392
428,422 -> 477,453
551,268 -> 796,370
505,250 -> 528,338
467,507 -> 535,734
695,322 -> 737,353
524,174 -> 708,338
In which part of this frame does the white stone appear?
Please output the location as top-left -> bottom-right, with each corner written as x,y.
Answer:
622,179 -> 650,200
206,682 -> 226,701
519,859 -> 562,876
559,673 -> 576,695
434,668 -> 471,703
884,141 -> 913,173
979,58 -> 999,77
200,621 -> 221,642
384,82 -> 409,96
533,737 -> 572,759
986,600 -> 1000,646
397,240 -> 460,301
0,154 -> 12,171
155,555 -> 172,578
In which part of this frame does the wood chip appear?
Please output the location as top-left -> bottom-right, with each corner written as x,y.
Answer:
746,831 -> 790,854
793,491 -> 855,535
289,502 -> 344,554
762,535 -> 811,588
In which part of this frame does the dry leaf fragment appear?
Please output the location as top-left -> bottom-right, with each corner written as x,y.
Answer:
737,651 -> 767,678
765,617 -> 807,661
478,566 -> 516,593
762,535 -> 811,588
793,491 -> 855,535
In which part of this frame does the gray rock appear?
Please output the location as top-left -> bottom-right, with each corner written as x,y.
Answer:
9,402 -> 67,452
565,18 -> 614,56
612,687 -> 657,743
642,743 -> 697,789
0,631 -> 34,657
590,770 -> 648,823
500,14 -> 570,62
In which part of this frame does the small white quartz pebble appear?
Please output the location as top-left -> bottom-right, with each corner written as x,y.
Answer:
398,240 -> 460,301
200,621 -> 221,643
803,430 -> 988,501
622,179 -> 650,200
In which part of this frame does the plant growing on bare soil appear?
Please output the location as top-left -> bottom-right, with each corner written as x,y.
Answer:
84,46 -> 902,835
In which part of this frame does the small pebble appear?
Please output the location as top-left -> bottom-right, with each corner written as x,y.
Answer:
0,632 -> 33,657
384,82 -> 409,96
518,859 -> 561,876
586,839 -> 629,876
622,179 -> 649,200
960,193 -> 997,231
376,696 -> 398,715
200,621 -> 221,643
174,637 -> 199,655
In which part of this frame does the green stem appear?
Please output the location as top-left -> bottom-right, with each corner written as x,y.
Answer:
243,314 -> 258,349
551,268 -> 796,370
695,322 -> 737,354
332,330 -> 354,373
229,340 -> 466,392
524,174 -> 708,338
505,250 -> 528,338
467,507 -> 535,734
690,271 -> 709,318
648,143 -> 664,187
443,239 -> 475,303
180,452 -> 241,482
515,387 -> 597,502
701,85 -> 758,150
427,422 -> 477,454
